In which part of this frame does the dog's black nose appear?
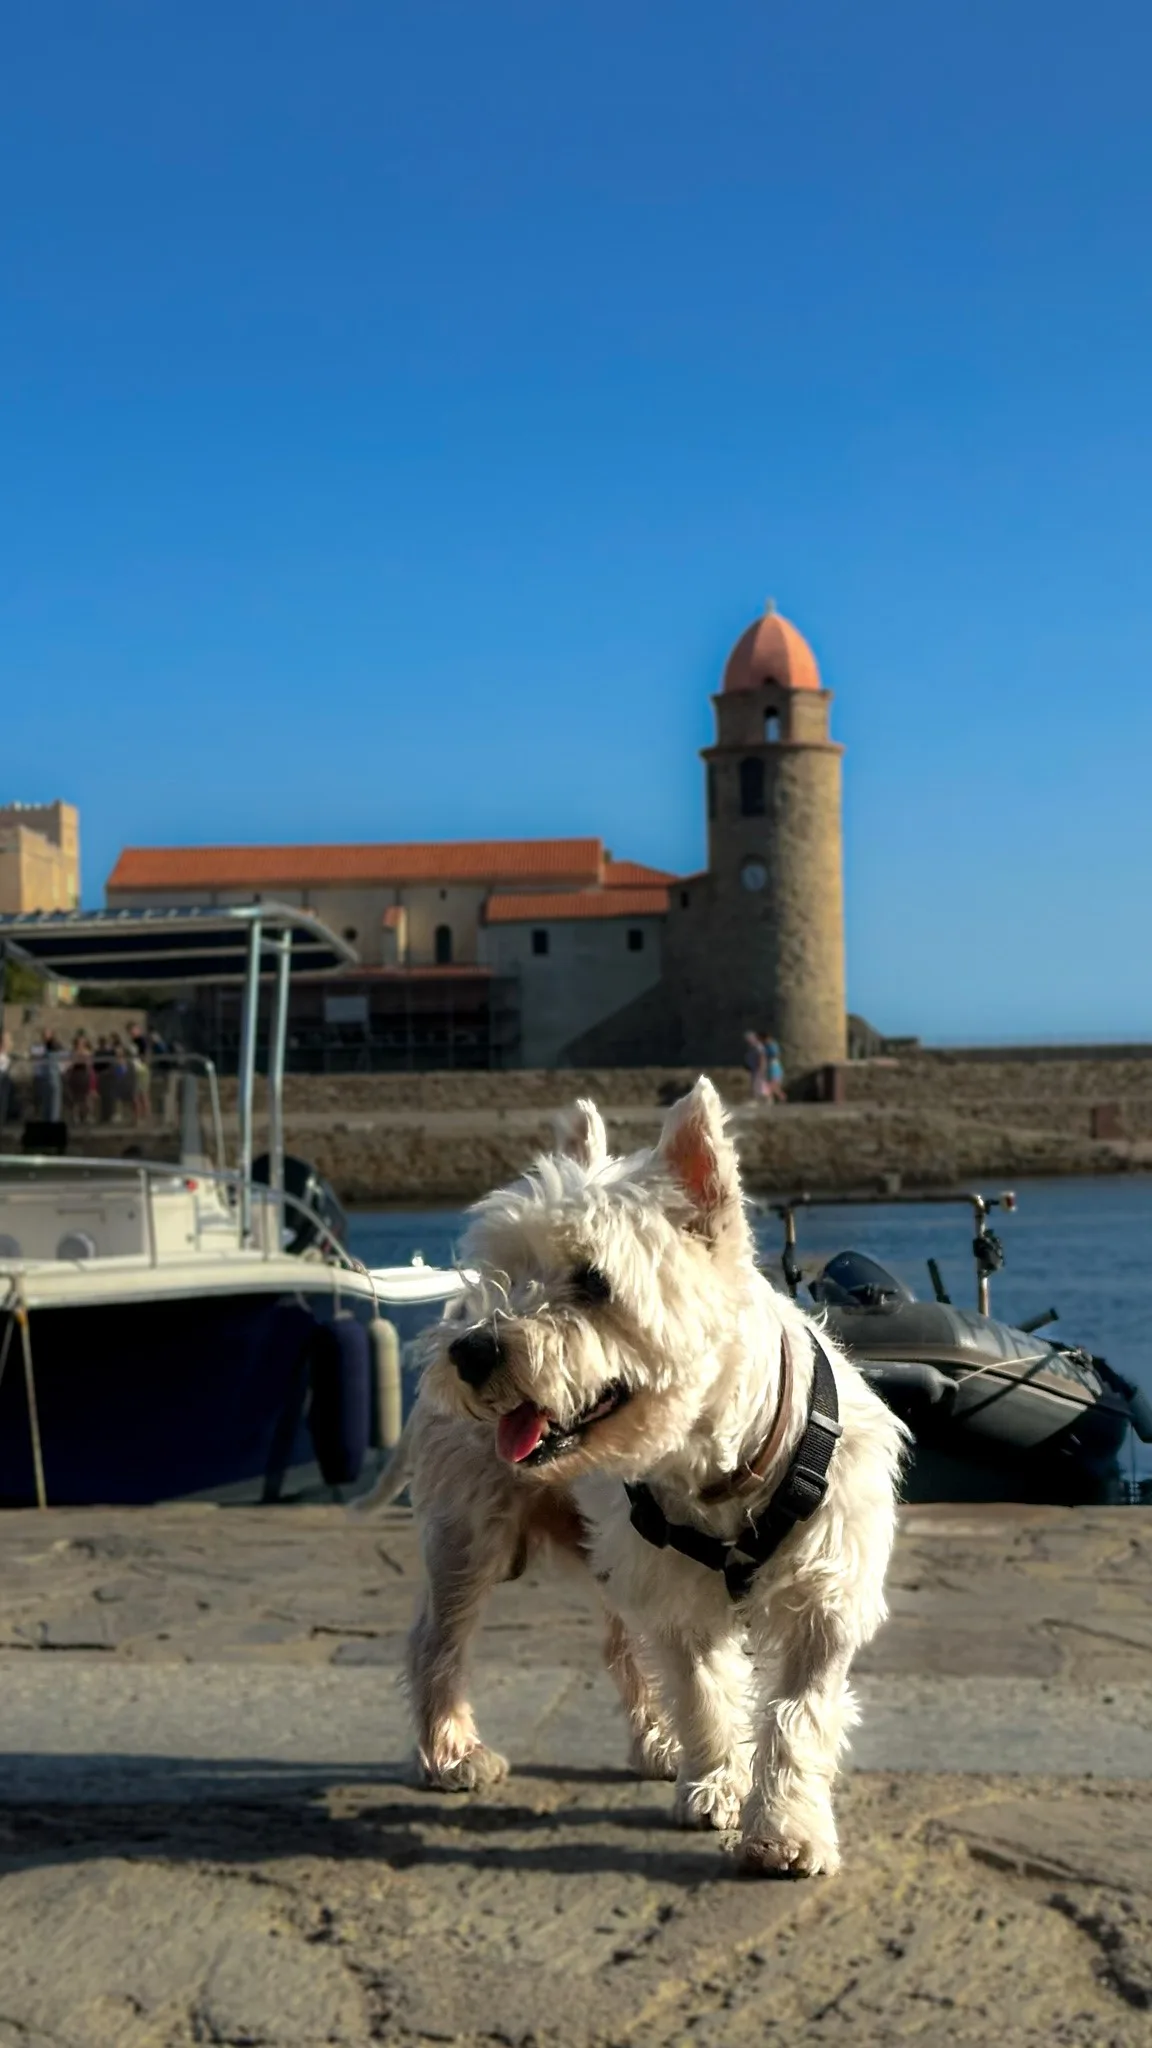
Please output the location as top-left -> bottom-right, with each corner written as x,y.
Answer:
449,1327 -> 502,1389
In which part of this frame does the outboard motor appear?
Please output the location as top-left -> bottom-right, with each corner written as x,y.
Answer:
252,1153 -> 348,1255
810,1249 -> 915,1311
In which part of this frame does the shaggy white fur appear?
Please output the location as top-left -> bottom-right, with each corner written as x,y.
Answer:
374,1078 -> 907,1877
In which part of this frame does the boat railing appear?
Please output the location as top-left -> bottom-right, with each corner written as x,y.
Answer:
0,1149 -> 360,1275
761,1187 -> 1018,1316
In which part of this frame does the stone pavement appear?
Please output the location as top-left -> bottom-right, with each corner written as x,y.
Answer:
0,1503 -> 1148,2044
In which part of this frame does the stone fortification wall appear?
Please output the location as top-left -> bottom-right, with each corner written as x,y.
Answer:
215,1066 -> 750,1115
69,1096 -> 1148,1204
213,1049 -> 1152,1136
38,1052 -> 1152,1203
838,1053 -> 1152,1138
255,1049 -> 1152,1199
842,1051 -> 1152,1099
285,1104 -> 1145,1206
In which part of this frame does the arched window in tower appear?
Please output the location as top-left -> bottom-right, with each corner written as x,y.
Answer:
739,757 -> 765,817
765,710 -> 781,743
707,765 -> 717,821
434,923 -> 453,965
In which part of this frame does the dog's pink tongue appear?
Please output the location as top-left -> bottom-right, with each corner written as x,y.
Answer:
496,1402 -> 549,1464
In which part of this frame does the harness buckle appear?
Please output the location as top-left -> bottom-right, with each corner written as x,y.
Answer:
724,1559 -> 757,1602
788,1463 -> 831,1504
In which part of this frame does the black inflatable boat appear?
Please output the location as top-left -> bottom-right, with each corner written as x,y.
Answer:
767,1192 -> 1152,1505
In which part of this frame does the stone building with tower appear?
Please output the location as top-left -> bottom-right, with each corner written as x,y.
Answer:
105,604 -> 847,1076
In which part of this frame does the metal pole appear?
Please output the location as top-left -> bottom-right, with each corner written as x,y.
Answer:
237,915 -> 263,1242
267,927 -> 292,1213
970,1196 -> 989,1316
203,1058 -> 224,1170
779,1206 -> 802,1299
141,1167 -> 156,1267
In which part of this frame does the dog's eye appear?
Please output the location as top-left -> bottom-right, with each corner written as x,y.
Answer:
571,1263 -> 611,1305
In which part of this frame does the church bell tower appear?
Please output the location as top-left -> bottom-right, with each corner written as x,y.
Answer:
670,603 -> 846,1076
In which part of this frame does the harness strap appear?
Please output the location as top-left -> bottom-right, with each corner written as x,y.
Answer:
698,1331 -> 795,1502
625,1330 -> 841,1602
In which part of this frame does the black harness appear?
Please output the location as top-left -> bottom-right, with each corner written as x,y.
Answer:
625,1332 -> 842,1602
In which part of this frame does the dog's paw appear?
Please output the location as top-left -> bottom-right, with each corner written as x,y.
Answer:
413,1742 -> 510,1793
628,1722 -> 680,1782
738,1804 -> 841,1878
673,1766 -> 747,1833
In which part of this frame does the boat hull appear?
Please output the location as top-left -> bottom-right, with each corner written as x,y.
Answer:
0,1288 -> 429,1507
825,1300 -> 1135,1505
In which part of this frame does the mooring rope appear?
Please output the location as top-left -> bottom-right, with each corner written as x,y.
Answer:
0,1280 -> 16,1399
13,1281 -> 46,1510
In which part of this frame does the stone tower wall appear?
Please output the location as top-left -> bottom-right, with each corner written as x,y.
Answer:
760,741 -> 846,1072
667,679 -> 847,1076
0,801 -> 80,912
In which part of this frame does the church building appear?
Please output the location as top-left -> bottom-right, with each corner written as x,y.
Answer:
105,604 -> 846,1077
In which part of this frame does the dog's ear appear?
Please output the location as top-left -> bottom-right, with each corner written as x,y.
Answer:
653,1077 -> 746,1241
555,1097 -> 608,1170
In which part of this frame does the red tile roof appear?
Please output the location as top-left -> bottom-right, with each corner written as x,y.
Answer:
486,888 -> 669,923
107,838 -> 605,892
603,858 -> 676,888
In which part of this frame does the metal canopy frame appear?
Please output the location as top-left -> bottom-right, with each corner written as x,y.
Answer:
0,904 -> 358,1236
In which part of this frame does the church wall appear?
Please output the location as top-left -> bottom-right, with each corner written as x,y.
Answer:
104,880 -> 493,968
108,886 -> 252,911
481,914 -> 664,1068
561,976 -> 682,1066
391,884 -> 488,966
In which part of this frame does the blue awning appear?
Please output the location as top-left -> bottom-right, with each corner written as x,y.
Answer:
0,904 -> 358,984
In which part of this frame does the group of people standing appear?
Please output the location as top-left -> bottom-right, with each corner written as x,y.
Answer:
743,1030 -> 786,1104
0,1024 -> 169,1129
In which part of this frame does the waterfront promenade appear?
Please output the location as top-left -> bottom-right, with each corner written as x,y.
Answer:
0,1502 -> 1147,2043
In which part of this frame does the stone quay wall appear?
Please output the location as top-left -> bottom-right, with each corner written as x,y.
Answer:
214,1067 -> 751,1115
290,1104 -> 1148,1206
23,1052 -> 1152,1202
836,1052 -> 1152,1140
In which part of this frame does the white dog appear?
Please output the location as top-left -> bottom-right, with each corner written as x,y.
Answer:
374,1078 -> 906,1876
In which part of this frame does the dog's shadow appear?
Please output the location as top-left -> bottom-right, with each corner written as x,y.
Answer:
352,1764 -> 759,1883
355,1808 -> 749,1884
0,1757 -> 757,1886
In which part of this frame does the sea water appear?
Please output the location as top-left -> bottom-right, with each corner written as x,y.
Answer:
348,1175 -> 1152,1480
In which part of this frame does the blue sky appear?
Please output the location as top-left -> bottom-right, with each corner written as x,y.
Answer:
3,0 -> 1151,1042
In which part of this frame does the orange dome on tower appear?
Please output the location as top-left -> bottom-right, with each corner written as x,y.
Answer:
721,603 -> 822,695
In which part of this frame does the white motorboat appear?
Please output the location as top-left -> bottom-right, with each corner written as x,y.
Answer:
0,905 -> 462,1505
